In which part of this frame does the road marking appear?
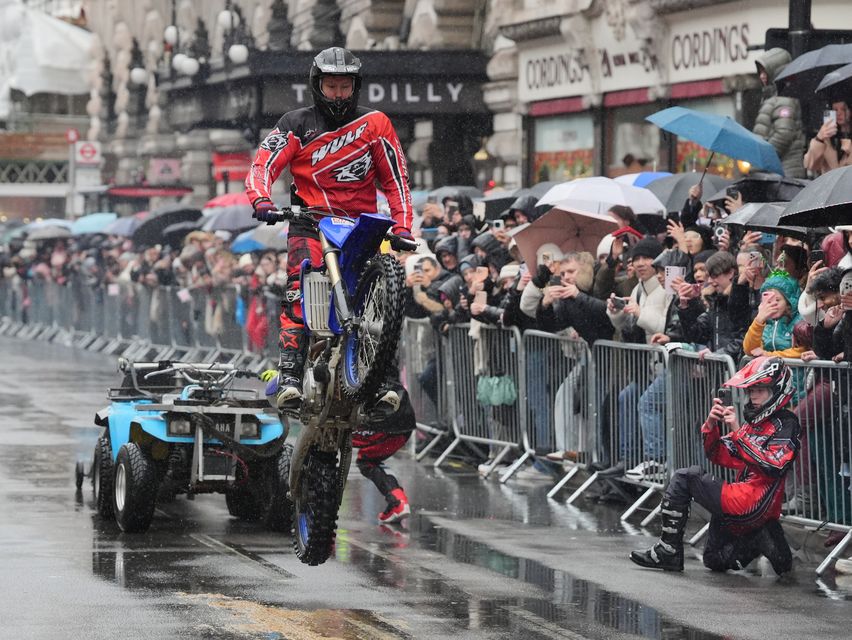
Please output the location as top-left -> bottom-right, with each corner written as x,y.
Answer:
190,532 -> 295,578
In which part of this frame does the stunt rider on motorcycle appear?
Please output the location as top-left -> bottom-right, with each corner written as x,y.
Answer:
246,47 -> 414,412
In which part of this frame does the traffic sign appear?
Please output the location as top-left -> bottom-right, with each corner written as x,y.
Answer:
74,141 -> 102,165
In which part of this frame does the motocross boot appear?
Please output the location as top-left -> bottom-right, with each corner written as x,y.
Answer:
276,327 -> 306,410
752,519 -> 793,576
630,499 -> 689,571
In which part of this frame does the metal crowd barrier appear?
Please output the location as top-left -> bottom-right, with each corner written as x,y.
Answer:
399,318 -> 448,460
665,349 -> 738,538
514,330 -> 596,489
562,340 -> 669,522
4,277 -> 852,575
433,323 -> 524,477
779,357 -> 852,575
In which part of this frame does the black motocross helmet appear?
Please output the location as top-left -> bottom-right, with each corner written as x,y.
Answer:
309,47 -> 362,124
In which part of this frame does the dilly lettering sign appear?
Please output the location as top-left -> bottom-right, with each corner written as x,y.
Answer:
265,79 -> 483,115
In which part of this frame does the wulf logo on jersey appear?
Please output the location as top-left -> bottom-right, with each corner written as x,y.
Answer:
332,151 -> 373,183
260,132 -> 289,152
311,123 -> 368,166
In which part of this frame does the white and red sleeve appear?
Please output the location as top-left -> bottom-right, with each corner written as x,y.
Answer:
371,114 -> 413,234
245,128 -> 300,206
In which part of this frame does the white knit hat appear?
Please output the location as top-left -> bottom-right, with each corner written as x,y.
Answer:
596,234 -> 615,258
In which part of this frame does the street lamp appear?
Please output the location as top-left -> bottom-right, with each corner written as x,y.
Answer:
129,37 -> 147,85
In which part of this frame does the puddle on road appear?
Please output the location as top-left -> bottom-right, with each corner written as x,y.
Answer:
339,515 -> 726,640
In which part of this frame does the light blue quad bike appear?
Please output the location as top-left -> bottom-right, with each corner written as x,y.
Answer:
87,360 -> 293,533
262,206 -> 416,565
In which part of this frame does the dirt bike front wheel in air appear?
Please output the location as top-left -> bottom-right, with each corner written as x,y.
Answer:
292,449 -> 340,566
341,254 -> 405,402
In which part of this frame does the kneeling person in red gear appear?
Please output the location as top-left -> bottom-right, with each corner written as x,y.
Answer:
631,356 -> 801,574
352,382 -> 416,523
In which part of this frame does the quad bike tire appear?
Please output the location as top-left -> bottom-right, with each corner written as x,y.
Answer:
113,443 -> 159,533
293,449 -> 340,566
92,436 -> 114,518
341,254 -> 406,402
265,444 -> 294,532
225,462 -> 265,521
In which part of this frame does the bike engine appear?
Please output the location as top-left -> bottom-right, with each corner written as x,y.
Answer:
302,366 -> 323,412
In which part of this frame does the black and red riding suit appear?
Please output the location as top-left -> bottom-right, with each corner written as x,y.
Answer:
245,105 -> 413,383
667,408 -> 801,571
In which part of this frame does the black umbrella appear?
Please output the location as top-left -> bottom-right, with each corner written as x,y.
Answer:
815,61 -> 852,103
102,215 -> 143,237
779,165 -> 852,227
645,172 -> 731,213
706,172 -> 809,206
721,202 -> 813,240
475,190 -> 521,219
528,181 -> 560,199
161,220 -> 202,248
427,185 -> 483,202
200,204 -> 254,232
775,43 -> 852,100
131,205 -> 202,247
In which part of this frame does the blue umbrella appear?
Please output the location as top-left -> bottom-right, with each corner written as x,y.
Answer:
71,212 -> 117,236
102,216 -> 143,237
231,223 -> 288,253
646,107 -> 784,175
614,171 -> 673,188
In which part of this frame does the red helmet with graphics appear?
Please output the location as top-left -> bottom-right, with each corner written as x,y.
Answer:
724,356 -> 793,423
309,47 -> 362,123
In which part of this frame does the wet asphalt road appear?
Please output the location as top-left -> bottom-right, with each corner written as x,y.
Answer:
1,336 -> 851,640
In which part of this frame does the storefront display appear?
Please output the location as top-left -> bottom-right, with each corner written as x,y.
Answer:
532,114 -> 594,183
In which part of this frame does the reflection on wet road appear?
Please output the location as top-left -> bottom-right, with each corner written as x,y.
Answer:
0,337 -> 849,639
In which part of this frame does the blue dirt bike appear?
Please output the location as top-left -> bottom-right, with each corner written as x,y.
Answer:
262,206 -> 416,565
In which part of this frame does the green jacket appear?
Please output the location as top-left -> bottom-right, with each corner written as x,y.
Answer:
753,48 -> 807,179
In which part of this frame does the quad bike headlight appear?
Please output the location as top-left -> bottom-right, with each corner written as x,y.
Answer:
167,418 -> 192,436
239,420 -> 260,439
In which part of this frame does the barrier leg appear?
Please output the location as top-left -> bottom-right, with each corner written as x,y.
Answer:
433,436 -> 461,469
482,445 -> 513,479
688,522 -> 710,546
641,502 -> 662,527
498,450 -> 531,484
547,466 -> 580,499
565,471 -> 600,505
816,529 -> 852,576
415,431 -> 444,462
620,485 -> 658,522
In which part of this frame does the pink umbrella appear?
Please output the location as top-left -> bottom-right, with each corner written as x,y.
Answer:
512,208 -> 619,268
204,192 -> 250,208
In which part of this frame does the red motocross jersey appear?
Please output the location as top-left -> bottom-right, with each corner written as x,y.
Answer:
245,106 -> 412,234
701,408 -> 800,532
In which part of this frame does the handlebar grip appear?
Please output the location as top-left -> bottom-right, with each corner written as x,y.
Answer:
389,235 -> 418,253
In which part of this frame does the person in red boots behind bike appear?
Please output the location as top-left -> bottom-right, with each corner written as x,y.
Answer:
631,356 -> 801,575
246,46 -> 413,411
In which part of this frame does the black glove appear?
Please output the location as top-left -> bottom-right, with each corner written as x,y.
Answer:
252,198 -> 276,223
531,264 -> 551,288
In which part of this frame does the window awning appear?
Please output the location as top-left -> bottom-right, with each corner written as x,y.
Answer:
0,0 -> 93,118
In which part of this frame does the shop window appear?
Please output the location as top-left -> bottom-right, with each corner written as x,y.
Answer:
607,103 -> 661,177
532,114 -> 594,183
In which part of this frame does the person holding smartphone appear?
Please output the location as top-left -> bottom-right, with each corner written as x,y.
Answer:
752,48 -> 806,179
804,100 -> 852,175
631,356 -> 801,575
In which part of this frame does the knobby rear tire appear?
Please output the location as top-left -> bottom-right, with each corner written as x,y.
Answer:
292,449 -> 339,566
341,254 -> 405,402
93,436 -> 114,518
112,443 -> 158,533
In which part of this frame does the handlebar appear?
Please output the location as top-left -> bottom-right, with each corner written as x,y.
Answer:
254,207 -> 418,252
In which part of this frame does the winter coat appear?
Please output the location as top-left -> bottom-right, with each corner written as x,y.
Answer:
752,48 -> 807,179
606,275 -> 668,344
536,290 -> 614,345
679,290 -> 749,360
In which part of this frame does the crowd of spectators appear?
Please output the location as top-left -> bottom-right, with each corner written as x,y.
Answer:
400,185 -> 852,528
0,229 -> 289,353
